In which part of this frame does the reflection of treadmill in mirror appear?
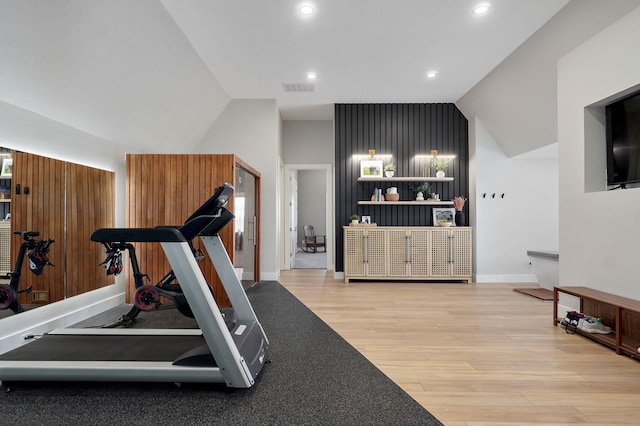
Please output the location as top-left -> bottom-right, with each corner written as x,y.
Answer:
0,183 -> 269,388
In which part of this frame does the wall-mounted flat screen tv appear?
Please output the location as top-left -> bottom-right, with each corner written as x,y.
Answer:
606,90 -> 640,187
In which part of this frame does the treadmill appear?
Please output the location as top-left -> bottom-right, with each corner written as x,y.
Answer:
0,184 -> 268,388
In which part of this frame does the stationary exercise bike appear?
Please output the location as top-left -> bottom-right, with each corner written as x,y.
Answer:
0,231 -> 54,314
97,184 -> 233,328
98,238 -> 209,327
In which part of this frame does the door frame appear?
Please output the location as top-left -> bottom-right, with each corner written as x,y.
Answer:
282,164 -> 333,271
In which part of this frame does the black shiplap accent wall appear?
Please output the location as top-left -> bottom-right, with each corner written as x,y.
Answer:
334,103 -> 469,272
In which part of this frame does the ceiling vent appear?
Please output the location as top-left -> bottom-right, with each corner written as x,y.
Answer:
282,83 -> 315,93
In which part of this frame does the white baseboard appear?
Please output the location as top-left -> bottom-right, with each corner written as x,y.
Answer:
261,271 -> 279,281
475,274 -> 538,283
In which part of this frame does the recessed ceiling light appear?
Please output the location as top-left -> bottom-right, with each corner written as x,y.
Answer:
425,71 -> 438,79
473,3 -> 490,15
299,4 -> 315,16
306,72 -> 317,80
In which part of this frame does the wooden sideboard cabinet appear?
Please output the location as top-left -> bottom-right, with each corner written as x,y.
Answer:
344,226 -> 472,283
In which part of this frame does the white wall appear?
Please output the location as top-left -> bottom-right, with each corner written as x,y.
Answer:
282,120 -> 334,268
194,99 -> 281,281
473,119 -> 559,282
282,121 -> 334,164
558,5 -> 640,299
282,120 -> 333,246
456,0 -> 640,158
0,1 -> 230,154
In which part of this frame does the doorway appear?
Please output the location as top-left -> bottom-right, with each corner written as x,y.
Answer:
283,164 -> 333,271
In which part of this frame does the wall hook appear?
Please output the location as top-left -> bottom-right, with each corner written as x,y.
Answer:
501,193 -> 505,198
482,193 -> 486,198
492,193 -> 496,198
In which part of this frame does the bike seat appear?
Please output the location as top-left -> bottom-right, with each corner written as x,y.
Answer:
13,231 -> 39,239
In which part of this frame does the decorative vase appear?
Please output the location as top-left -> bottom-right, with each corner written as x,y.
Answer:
385,171 -> 394,178
351,219 -> 359,225
455,210 -> 465,227
416,192 -> 424,201
436,170 -> 445,178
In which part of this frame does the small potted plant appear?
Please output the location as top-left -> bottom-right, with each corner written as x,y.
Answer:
409,182 -> 430,201
431,158 -> 449,178
383,163 -> 396,178
349,214 -> 361,225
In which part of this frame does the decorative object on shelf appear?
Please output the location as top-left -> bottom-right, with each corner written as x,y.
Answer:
383,162 -> 396,178
453,196 -> 467,226
1,158 -> 12,178
349,214 -> 360,225
385,186 -> 399,201
361,215 -> 371,224
409,182 -> 430,201
433,207 -> 456,227
370,188 -> 385,202
360,160 -> 383,178
431,157 -> 449,178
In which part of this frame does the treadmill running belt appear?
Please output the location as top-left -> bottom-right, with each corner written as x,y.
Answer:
0,334 -> 208,362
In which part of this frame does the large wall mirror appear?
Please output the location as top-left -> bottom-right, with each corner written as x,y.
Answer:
0,149 -> 115,318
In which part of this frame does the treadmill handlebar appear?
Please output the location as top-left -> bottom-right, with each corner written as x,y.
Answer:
91,227 -> 187,243
185,183 -> 234,223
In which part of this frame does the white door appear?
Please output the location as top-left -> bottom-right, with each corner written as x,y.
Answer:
289,170 -> 298,268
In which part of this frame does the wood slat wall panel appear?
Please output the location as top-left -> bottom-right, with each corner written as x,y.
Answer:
65,162 -> 115,297
12,152 -> 66,304
10,152 -> 116,305
126,154 -> 250,307
334,103 -> 469,272
12,152 -> 116,304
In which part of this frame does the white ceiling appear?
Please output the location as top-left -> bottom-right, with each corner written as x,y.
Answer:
162,0 -> 569,120
1,0 -> 609,155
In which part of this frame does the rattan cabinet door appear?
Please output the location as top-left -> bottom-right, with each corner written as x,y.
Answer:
387,228 -> 409,277
365,228 -> 387,277
450,228 -> 472,277
408,228 -> 431,277
344,227 -> 366,278
430,229 -> 452,277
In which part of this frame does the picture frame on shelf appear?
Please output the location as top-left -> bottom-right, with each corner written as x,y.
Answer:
432,207 -> 456,227
1,158 -> 12,178
360,160 -> 383,178
361,215 -> 371,224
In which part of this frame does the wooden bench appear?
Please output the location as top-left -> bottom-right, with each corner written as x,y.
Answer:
554,286 -> 640,360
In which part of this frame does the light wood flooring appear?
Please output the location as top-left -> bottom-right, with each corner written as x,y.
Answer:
278,269 -> 640,425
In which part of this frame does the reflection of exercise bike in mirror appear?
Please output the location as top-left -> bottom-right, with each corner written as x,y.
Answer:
0,231 -> 54,314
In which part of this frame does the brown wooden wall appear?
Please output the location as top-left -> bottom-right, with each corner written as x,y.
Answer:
11,151 -> 115,304
126,154 -> 240,306
65,161 -> 116,297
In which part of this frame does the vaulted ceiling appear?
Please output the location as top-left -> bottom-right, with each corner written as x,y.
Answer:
1,1 -> 638,156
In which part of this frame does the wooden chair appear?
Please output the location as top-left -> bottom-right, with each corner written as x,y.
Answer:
303,225 -> 326,253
